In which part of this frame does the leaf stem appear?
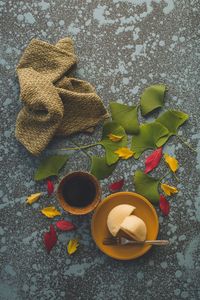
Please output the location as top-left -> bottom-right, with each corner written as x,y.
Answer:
172,172 -> 180,182
60,142 -> 100,151
136,103 -> 140,110
159,170 -> 171,182
176,135 -> 197,153
162,157 -> 180,182
72,141 -> 92,160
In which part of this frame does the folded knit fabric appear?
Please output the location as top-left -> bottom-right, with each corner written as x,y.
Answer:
15,37 -> 108,155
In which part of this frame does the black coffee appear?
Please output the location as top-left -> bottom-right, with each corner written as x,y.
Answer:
62,175 -> 96,207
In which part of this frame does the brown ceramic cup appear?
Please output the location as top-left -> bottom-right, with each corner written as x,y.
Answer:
57,171 -> 101,215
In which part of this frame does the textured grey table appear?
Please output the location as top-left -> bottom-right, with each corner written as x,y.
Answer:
1,1 -> 200,299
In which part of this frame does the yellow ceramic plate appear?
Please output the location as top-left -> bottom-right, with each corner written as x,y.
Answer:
91,192 -> 159,260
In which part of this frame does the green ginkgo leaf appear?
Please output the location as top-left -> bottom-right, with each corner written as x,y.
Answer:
34,155 -> 69,180
133,170 -> 160,204
109,102 -> 139,134
156,110 -> 189,143
140,84 -> 167,116
100,121 -> 127,165
131,122 -> 169,159
90,156 -> 117,180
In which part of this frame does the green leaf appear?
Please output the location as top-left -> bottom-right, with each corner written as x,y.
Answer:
34,155 -> 69,181
109,102 -> 139,134
100,121 -> 127,165
131,122 -> 169,159
90,156 -> 117,180
133,170 -> 160,204
140,84 -> 167,116
156,110 -> 189,143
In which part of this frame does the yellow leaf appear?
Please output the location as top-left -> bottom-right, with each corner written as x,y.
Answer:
161,183 -> 178,196
114,147 -> 134,159
164,154 -> 179,172
41,206 -> 61,218
26,192 -> 42,205
67,239 -> 79,255
108,133 -> 123,142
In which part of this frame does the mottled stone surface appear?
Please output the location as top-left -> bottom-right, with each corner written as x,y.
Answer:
0,1 -> 200,299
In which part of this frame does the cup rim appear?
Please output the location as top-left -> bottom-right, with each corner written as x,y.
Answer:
56,171 -> 101,215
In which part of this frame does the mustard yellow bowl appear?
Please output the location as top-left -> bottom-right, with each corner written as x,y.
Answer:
91,191 -> 159,260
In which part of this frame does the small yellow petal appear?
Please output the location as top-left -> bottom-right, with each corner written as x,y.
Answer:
26,192 -> 42,205
41,206 -> 61,218
164,154 -> 179,172
161,183 -> 178,196
67,239 -> 79,255
114,147 -> 134,159
108,133 -> 123,142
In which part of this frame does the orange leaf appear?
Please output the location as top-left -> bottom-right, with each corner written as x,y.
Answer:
114,147 -> 134,159
41,207 -> 61,218
67,239 -> 79,255
108,133 -> 123,142
161,183 -> 178,196
26,192 -> 42,204
164,154 -> 179,172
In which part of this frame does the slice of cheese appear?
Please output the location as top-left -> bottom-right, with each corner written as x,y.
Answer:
107,204 -> 136,236
120,215 -> 147,241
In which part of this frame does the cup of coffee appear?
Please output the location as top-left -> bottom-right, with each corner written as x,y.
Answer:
57,171 -> 101,215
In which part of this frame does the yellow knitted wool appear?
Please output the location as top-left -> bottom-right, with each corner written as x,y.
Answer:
15,37 -> 108,155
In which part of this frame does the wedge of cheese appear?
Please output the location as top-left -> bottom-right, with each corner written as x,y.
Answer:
120,215 -> 147,241
107,204 -> 136,236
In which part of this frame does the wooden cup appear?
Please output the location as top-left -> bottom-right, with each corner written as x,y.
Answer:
57,171 -> 101,215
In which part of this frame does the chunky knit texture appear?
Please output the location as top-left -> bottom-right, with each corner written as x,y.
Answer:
15,37 -> 108,155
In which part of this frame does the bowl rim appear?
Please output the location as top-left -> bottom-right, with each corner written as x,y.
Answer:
91,191 -> 159,260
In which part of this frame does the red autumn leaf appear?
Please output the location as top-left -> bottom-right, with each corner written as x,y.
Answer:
44,225 -> 57,254
109,179 -> 124,192
159,195 -> 170,216
145,147 -> 163,174
47,179 -> 54,196
55,220 -> 76,231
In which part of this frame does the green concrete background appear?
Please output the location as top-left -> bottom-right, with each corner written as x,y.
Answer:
0,0 -> 200,299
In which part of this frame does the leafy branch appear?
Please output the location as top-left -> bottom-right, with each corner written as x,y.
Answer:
34,84 -> 196,203
61,143 -> 100,151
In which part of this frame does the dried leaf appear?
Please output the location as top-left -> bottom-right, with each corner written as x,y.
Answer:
56,220 -> 76,231
164,154 -> 179,172
145,148 -> 163,174
26,192 -> 42,205
109,179 -> 124,192
161,183 -> 178,196
90,156 -> 117,180
100,121 -> 128,165
110,102 -> 139,134
108,133 -> 123,142
44,225 -> 57,254
67,239 -> 79,255
114,147 -> 134,159
134,170 -> 160,204
34,155 -> 69,181
131,122 -> 169,159
41,206 -> 61,218
140,84 -> 167,116
47,179 -> 54,196
156,110 -> 189,142
159,195 -> 170,216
